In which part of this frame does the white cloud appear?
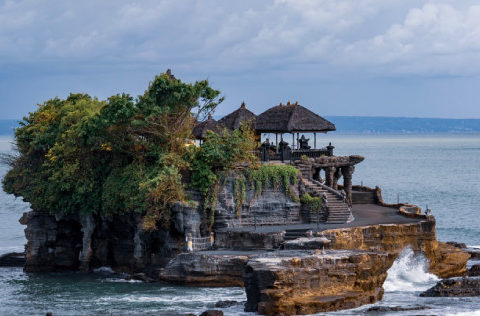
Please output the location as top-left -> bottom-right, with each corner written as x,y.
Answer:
1,0 -> 480,76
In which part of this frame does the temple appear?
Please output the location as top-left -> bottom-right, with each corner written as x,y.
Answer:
192,101 -> 364,224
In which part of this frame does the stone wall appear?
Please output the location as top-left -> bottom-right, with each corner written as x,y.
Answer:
214,177 -> 301,229
215,230 -> 284,250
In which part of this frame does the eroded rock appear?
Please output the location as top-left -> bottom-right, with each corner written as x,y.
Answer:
467,264 -> 480,277
158,252 -> 250,286
243,250 -> 394,315
420,277 -> 480,297
365,305 -> 430,313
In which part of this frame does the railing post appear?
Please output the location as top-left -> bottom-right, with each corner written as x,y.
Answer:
209,232 -> 214,248
186,233 -> 193,252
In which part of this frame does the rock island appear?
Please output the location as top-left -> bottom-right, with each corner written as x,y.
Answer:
2,70 -> 470,315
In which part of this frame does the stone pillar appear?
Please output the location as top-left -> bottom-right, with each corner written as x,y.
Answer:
332,168 -> 342,190
342,166 -> 354,207
325,167 -> 335,188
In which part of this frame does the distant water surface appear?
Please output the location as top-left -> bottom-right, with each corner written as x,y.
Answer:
0,134 -> 479,315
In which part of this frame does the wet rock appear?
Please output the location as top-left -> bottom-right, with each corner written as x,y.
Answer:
365,305 -> 430,313
214,300 -> 241,308
199,310 -> 223,316
446,241 -> 467,249
467,249 -> 480,260
243,249 -> 394,315
0,252 -> 26,267
467,264 -> 480,277
126,272 -> 154,283
283,236 -> 331,250
158,252 -> 250,286
420,277 -> 480,297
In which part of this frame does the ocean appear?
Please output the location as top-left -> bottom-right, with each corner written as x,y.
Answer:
1,134 -> 479,315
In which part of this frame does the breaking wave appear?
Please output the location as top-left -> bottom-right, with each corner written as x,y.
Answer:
383,247 -> 439,292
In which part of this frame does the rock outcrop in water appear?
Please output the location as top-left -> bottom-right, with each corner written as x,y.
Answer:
15,176 -> 471,315
243,250 -> 394,315
0,252 -> 25,267
420,277 -> 480,297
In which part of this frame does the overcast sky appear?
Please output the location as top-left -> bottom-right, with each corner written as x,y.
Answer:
2,0 -> 480,119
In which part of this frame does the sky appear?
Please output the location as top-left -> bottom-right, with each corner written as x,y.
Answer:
1,0 -> 480,119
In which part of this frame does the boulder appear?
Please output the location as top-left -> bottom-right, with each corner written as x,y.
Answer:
0,252 -> 26,267
467,264 -> 480,277
467,249 -> 480,260
420,277 -> 480,297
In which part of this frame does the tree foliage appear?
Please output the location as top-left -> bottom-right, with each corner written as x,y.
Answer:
2,71 -> 223,231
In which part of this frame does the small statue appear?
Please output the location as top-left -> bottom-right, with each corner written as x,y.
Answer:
299,135 -> 310,150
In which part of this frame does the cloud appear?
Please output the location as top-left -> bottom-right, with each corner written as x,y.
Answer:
1,0 -> 480,76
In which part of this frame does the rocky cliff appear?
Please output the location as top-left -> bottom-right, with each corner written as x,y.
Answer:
322,218 -> 469,278
18,175 -> 300,274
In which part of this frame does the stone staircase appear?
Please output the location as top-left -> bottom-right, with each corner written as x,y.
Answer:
352,190 -> 377,204
301,178 -> 354,224
296,162 -> 312,179
284,228 -> 311,241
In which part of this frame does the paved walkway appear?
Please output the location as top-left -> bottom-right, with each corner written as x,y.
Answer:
218,204 -> 423,234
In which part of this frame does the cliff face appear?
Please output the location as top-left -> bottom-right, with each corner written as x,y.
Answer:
18,176 -> 300,273
322,218 -> 469,278
214,177 -> 300,229
244,250 -> 394,315
19,210 -> 184,273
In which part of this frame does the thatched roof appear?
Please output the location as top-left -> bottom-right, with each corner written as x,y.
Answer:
255,101 -> 336,133
192,115 -> 220,140
218,102 -> 257,130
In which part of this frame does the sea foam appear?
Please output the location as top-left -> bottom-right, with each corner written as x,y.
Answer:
383,247 -> 439,292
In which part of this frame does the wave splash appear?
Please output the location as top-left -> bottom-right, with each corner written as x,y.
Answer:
383,247 -> 439,292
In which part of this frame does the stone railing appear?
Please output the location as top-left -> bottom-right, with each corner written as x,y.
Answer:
186,233 -> 214,252
312,179 -> 346,201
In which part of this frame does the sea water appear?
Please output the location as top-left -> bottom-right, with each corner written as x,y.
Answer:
1,134 -> 479,315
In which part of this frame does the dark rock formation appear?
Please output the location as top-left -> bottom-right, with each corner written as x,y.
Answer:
446,241 -> 467,249
158,252 -> 251,286
214,300 -> 241,308
20,210 -> 184,274
467,249 -> 480,260
243,250 -> 394,315
215,231 -> 284,250
420,277 -> 480,297
467,264 -> 480,277
0,252 -> 26,267
199,311 -> 223,316
365,305 -> 430,313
